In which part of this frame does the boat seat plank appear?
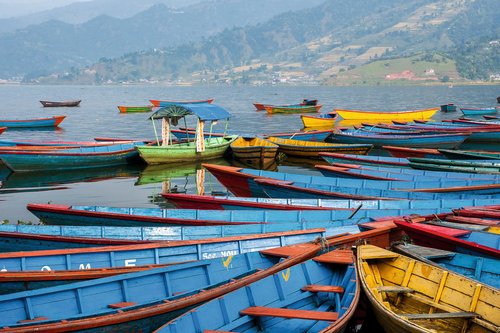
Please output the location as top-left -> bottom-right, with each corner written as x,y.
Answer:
359,246 -> 399,260
377,286 -> 414,293
404,312 -> 479,320
313,250 -> 353,264
302,285 -> 344,293
260,244 -> 316,258
108,301 -> 137,309
397,244 -> 455,259
240,306 -> 339,321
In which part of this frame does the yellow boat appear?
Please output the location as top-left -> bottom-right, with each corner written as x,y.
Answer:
335,107 -> 438,121
358,245 -> 499,333
230,136 -> 279,169
300,112 -> 338,128
266,136 -> 372,158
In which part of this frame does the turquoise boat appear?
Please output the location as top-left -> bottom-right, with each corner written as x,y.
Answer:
0,142 -> 143,172
461,106 -> 497,116
136,103 -> 237,164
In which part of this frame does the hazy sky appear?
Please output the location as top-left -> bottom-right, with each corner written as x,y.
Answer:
0,0 -> 92,18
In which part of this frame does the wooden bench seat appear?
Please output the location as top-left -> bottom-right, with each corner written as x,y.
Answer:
377,286 -> 414,293
302,284 -> 344,293
240,306 -> 338,321
403,312 -> 479,320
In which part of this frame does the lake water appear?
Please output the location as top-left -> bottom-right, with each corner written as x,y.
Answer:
0,84 -> 498,222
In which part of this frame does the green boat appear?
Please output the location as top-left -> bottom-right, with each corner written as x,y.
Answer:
438,149 -> 500,160
118,105 -> 153,113
136,103 -> 237,164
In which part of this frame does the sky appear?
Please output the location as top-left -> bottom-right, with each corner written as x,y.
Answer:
0,0 -> 92,18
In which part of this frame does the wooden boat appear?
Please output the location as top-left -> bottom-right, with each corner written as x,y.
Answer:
0,138 -> 135,147
316,163 -> 500,182
39,100 -> 81,107
320,152 -> 410,167
117,105 -> 153,113
326,131 -> 469,148
440,103 -> 457,112
394,244 -> 500,288
335,107 -> 438,120
394,219 -> 500,258
409,157 -> 500,174
253,99 -> 318,111
266,136 -> 372,158
461,107 -> 497,116
162,193 -> 500,211
229,136 -> 278,169
0,227 -> 394,333
25,203 -> 454,228
382,146 -> 443,159
154,249 -> 358,333
0,115 -> 65,128
202,164 -> 500,199
149,98 -> 214,107
0,142 -> 143,172
136,103 -> 237,164
265,104 -> 322,114
300,112 -> 337,127
439,149 -> 500,160
0,127 -> 5,135
357,244 -> 499,333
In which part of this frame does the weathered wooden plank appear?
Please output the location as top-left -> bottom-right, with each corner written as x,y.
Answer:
240,306 -> 339,321
313,250 -> 353,264
108,301 -> 137,309
403,311 -> 478,320
377,286 -> 414,293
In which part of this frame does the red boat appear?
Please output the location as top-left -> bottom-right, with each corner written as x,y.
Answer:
382,145 -> 443,159
253,99 -> 318,111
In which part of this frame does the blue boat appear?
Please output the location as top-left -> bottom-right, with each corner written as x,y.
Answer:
320,152 -> 410,167
461,107 -> 497,116
318,161 -> 500,181
0,228 -> 393,332
27,203 -> 500,227
202,164 -> 500,199
0,142 -> 144,172
0,247 -> 316,332
155,250 -> 358,333
0,115 -> 66,128
315,163 -> 500,182
162,193 -> 500,211
326,131 -> 469,148
394,244 -> 500,288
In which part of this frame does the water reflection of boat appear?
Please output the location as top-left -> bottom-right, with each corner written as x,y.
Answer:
0,164 -> 143,190
135,158 -> 230,186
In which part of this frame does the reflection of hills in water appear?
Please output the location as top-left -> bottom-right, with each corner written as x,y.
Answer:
135,158 -> 230,186
0,164 -> 144,191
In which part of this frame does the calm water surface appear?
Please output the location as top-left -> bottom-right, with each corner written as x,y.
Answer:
0,84 -> 498,222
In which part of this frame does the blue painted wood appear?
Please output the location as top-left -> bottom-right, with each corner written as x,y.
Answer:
0,251 -> 287,331
0,142 -> 143,171
317,164 -> 495,183
0,116 -> 64,128
431,252 -> 499,288
321,153 -> 411,167
0,229 -> 328,273
461,107 -> 497,116
319,161 -> 500,181
326,131 -> 468,148
155,254 -> 357,333
207,166 -> 500,199
26,204 -> 481,227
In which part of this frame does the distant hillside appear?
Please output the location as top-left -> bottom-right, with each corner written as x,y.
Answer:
20,0 -> 500,84
0,0 -> 325,79
0,0 -> 205,33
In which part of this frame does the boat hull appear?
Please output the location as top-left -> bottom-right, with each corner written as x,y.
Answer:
230,137 -> 278,169
40,100 -> 81,107
136,136 -> 237,164
0,115 -> 66,128
335,107 -> 438,120
117,105 -> 153,113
